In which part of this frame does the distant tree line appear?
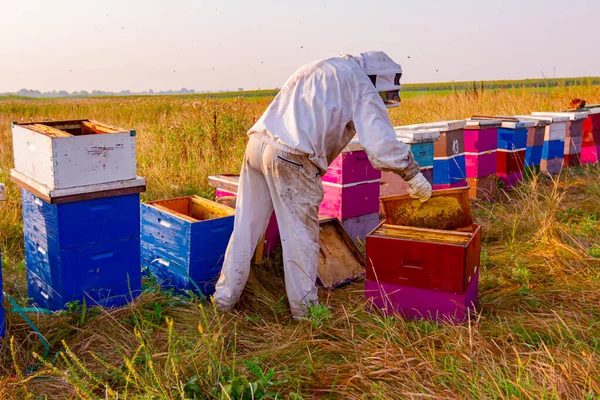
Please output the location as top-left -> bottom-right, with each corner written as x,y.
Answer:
400,77 -> 600,92
3,77 -> 600,99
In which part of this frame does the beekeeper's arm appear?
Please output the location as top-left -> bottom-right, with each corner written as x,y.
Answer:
353,93 -> 432,202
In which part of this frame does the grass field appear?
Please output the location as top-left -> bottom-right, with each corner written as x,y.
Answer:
1,85 -> 600,399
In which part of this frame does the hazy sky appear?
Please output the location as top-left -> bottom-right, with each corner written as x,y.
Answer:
1,0 -> 599,93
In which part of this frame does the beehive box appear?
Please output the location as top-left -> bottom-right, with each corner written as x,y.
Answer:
525,115 -> 569,141
141,196 -> 234,296
321,150 -> 381,185
22,189 -> 142,310
366,223 -> 481,293
367,187 -> 480,322
433,155 -> 466,185
365,271 -> 478,322
12,120 -> 137,190
581,107 -> 600,164
467,176 -> 497,201
320,180 -> 380,220
463,120 -> 500,179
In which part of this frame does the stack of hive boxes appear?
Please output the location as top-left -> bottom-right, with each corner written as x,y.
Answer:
395,121 -> 467,190
140,196 -> 235,296
533,111 -> 589,167
523,118 -> 548,175
320,144 -> 381,241
463,119 -> 501,199
582,107 -> 600,164
525,115 -> 569,175
496,119 -> 531,188
365,188 -> 481,322
11,120 -> 145,310
379,128 -> 439,197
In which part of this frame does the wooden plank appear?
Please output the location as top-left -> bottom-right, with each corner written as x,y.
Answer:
317,218 -> 365,288
27,124 -> 72,137
207,175 -> 240,194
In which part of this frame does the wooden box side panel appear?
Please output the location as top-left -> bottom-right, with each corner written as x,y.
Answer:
52,133 -> 136,189
12,125 -> 55,187
365,234 -> 469,293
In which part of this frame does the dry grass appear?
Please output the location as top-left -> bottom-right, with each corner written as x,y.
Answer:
0,86 -> 599,399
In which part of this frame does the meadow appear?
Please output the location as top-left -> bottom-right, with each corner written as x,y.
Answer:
0,85 -> 599,399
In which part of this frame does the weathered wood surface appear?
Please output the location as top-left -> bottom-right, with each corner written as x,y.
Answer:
11,169 -> 145,204
12,120 -> 137,190
316,218 -> 365,289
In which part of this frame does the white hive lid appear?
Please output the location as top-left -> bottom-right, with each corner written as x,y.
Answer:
524,114 -> 570,123
511,115 -> 551,126
394,129 -> 441,143
532,111 -> 589,121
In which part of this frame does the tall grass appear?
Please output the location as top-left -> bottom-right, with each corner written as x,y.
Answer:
0,86 -> 599,398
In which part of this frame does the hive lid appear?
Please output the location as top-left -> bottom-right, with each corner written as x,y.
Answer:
525,114 -> 570,123
316,218 -> 366,288
10,169 -> 145,204
380,187 -> 473,231
470,116 -> 535,129
510,115 -> 552,126
465,118 -> 503,129
397,120 -> 466,132
394,129 -> 441,143
531,111 -> 589,121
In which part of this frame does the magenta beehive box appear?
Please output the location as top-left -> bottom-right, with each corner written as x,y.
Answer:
321,150 -> 381,185
581,145 -> 599,164
319,181 -> 380,220
365,272 -> 479,323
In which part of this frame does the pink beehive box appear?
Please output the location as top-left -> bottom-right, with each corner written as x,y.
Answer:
365,271 -> 479,323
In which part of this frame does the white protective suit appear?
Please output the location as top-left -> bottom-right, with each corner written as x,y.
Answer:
214,51 -> 427,318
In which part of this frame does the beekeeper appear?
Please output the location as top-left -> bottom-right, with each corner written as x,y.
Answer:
214,51 -> 432,318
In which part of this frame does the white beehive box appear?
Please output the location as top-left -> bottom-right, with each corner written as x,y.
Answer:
12,120 -> 137,190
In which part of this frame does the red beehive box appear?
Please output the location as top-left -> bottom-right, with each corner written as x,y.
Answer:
370,188 -> 481,293
497,149 -> 525,175
366,223 -> 481,293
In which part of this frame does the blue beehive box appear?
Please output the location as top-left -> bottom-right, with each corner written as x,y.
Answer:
433,155 -> 467,184
498,127 -> 528,151
525,146 -> 543,167
21,189 -> 142,310
542,140 -> 565,160
141,196 -> 235,296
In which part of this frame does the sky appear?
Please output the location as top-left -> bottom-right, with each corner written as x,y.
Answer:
1,0 -> 599,93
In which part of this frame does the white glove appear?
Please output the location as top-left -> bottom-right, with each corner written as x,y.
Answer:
407,173 -> 432,202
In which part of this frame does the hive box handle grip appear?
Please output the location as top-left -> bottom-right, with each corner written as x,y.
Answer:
90,251 -> 114,260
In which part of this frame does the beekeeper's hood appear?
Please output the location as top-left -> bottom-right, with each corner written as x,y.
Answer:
341,51 -> 402,108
